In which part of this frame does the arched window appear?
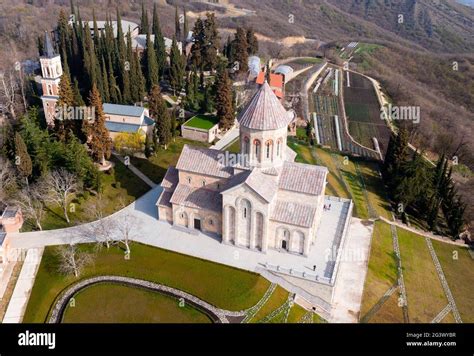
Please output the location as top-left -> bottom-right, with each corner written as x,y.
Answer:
202,180 -> 206,187
254,139 -> 261,161
277,139 -> 282,157
187,176 -> 192,184
243,136 -> 250,155
265,140 -> 273,159
243,207 -> 247,218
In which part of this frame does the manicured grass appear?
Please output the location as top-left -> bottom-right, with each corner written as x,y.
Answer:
286,304 -> 307,323
356,161 -> 392,220
224,138 -> 240,154
432,240 -> 474,322
130,137 -> 210,184
62,283 -> 212,323
23,156 -> 150,231
337,156 -> 370,219
183,114 -> 219,130
250,286 -> 288,323
23,242 -> 270,323
398,228 -> 448,322
360,221 -> 400,322
313,147 -> 351,199
368,292 -> 404,323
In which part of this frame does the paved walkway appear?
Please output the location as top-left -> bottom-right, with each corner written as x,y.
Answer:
112,153 -> 157,188
211,126 -> 239,150
3,248 -> 43,323
330,218 -> 373,323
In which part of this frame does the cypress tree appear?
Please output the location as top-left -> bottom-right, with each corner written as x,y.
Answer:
169,36 -> 185,95
148,85 -> 171,149
190,18 -> 204,69
54,71 -> 75,142
175,5 -> 181,41
107,53 -> 120,103
232,27 -> 249,74
202,13 -> 219,71
140,2 -> 149,34
144,27 -> 159,92
101,58 -> 110,103
246,28 -> 258,55
86,84 -> 112,165
214,67 -> 234,130
14,132 -> 33,185
152,3 -> 166,76
72,77 -> 85,106
183,7 -> 188,43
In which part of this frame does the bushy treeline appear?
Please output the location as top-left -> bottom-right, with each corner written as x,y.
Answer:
383,128 -> 466,238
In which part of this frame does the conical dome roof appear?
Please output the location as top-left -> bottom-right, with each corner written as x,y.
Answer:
238,82 -> 290,130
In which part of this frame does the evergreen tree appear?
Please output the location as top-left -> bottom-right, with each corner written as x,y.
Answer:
132,51 -> 145,103
175,5 -> 181,41
169,36 -> 185,95
14,132 -> 33,184
183,7 -> 188,43
72,77 -> 85,106
214,67 -> 234,130
54,72 -> 75,143
107,53 -> 120,103
152,3 -> 166,76
143,28 -> 159,92
190,18 -> 204,69
246,28 -> 258,55
101,58 -> 110,103
202,13 -> 219,71
231,27 -> 249,74
140,2 -> 149,34
383,128 -> 409,189
86,84 -> 112,165
148,85 -> 171,149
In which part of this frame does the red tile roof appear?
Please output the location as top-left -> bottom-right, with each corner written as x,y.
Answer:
256,72 -> 284,88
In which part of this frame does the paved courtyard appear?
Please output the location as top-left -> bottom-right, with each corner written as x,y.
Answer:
8,188 -> 351,280
6,186 -> 372,322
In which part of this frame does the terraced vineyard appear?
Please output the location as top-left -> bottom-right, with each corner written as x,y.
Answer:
309,67 -> 381,160
343,72 -> 391,155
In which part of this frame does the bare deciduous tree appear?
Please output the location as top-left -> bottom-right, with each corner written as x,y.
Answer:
13,184 -> 46,231
79,194 -> 115,250
0,68 -> 24,121
115,213 -> 141,255
55,243 -> 93,278
0,157 -> 14,202
42,169 -> 80,224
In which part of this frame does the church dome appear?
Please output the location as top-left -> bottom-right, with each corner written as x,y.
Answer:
238,82 -> 291,131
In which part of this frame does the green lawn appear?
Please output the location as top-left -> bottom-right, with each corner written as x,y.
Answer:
360,221 -> 403,322
398,228 -> 448,322
130,137 -> 210,184
224,138 -> 240,154
432,241 -> 474,322
62,283 -> 212,323
184,114 -> 219,130
250,285 -> 288,323
345,103 -> 370,122
286,304 -> 307,323
287,140 -> 390,221
23,242 -> 270,323
22,156 -> 150,231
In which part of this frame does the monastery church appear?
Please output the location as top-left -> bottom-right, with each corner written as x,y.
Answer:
157,82 -> 329,257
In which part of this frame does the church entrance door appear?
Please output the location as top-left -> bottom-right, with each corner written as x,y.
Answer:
281,240 -> 287,250
194,219 -> 201,231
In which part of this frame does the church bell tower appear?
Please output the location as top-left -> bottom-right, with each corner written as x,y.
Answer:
40,31 -> 62,126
